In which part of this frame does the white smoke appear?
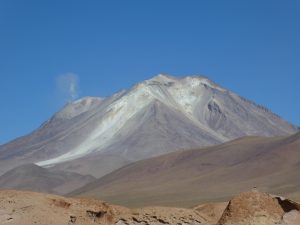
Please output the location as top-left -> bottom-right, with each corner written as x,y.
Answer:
56,73 -> 79,103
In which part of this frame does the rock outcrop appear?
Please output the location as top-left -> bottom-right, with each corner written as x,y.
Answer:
217,191 -> 300,225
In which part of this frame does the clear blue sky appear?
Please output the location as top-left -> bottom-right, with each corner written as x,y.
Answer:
0,0 -> 299,144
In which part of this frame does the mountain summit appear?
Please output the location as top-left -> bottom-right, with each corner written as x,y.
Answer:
0,75 -> 297,177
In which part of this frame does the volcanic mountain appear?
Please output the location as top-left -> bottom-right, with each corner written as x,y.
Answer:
0,75 -> 297,178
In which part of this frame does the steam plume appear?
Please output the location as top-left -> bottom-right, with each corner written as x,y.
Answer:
56,73 -> 79,103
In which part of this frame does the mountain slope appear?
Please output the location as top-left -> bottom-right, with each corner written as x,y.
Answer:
39,99 -> 222,178
70,132 -> 300,207
0,164 -> 95,194
0,75 -> 297,177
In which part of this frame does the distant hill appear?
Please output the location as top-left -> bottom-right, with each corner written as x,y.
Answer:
0,163 -> 95,194
70,132 -> 300,208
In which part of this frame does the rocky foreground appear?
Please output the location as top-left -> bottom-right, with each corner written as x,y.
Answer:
0,190 -> 299,225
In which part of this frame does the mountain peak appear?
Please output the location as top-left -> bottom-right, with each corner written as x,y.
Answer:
147,74 -> 177,84
145,74 -> 224,92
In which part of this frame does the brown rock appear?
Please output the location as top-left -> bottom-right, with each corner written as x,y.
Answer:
217,191 -> 300,225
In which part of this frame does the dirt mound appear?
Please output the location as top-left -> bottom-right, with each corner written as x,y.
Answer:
217,191 -> 300,225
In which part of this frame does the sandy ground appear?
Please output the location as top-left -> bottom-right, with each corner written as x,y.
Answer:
0,189 -> 299,225
0,190 -> 224,225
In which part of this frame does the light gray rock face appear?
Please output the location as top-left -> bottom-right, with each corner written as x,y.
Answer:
0,75 -> 298,177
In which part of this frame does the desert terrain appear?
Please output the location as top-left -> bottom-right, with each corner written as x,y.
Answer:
0,190 -> 299,225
